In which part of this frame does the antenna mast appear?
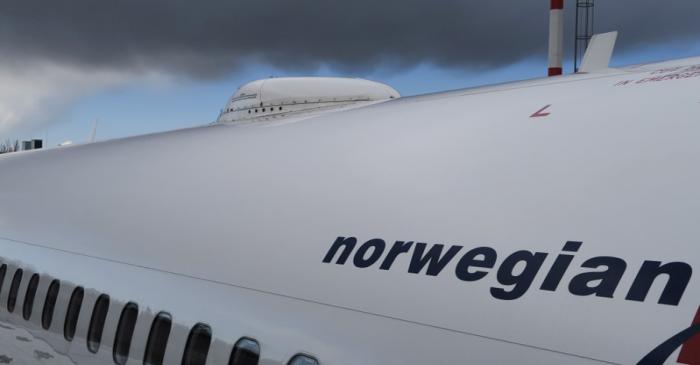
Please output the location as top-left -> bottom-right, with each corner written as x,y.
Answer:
89,119 -> 99,143
574,0 -> 595,72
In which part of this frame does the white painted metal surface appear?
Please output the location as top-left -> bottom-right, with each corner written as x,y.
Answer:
0,56 -> 699,364
579,32 -> 619,73
216,77 -> 399,124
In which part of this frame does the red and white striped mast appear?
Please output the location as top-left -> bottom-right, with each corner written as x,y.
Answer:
548,0 -> 564,76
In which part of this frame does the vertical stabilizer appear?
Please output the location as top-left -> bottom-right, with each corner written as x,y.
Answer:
579,31 -> 617,73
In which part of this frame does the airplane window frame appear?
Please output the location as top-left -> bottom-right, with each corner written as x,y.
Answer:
87,293 -> 110,353
64,286 -> 84,341
181,322 -> 213,365
42,279 -> 60,330
113,302 -> 139,365
229,337 -> 261,365
22,273 -> 40,320
0,264 -> 7,296
7,268 -> 23,313
288,354 -> 320,365
143,311 -> 172,365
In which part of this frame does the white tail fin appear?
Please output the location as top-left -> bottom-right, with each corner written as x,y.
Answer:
579,31 -> 618,73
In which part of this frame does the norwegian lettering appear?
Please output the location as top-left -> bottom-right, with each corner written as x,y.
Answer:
322,236 -> 693,306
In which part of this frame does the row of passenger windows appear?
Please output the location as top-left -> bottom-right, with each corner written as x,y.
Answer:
0,264 -> 319,365
248,106 -> 284,114
227,107 -> 284,114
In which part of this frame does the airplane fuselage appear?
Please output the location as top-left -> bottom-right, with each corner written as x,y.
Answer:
1,57 -> 700,365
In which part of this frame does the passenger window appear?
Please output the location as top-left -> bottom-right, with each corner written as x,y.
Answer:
7,268 -> 23,312
87,294 -> 110,353
144,312 -> 172,365
42,279 -> 60,330
64,286 -> 84,341
113,302 -> 138,365
22,273 -> 40,320
181,323 -> 212,365
0,264 -> 6,294
229,338 -> 260,365
288,355 -> 319,365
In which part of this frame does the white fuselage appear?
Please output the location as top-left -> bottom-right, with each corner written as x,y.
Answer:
0,57 -> 699,365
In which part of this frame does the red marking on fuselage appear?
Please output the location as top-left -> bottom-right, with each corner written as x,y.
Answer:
548,67 -> 563,76
530,105 -> 552,118
678,306 -> 700,364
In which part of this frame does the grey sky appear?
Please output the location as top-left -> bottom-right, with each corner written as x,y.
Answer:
1,1 -> 699,77
1,1 -> 698,137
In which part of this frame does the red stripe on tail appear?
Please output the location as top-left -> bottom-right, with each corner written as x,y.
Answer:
679,306 -> 700,365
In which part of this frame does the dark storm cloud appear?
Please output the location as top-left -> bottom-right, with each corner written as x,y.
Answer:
1,0 -> 699,77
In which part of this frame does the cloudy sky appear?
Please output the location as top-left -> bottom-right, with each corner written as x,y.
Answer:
1,0 -> 699,144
